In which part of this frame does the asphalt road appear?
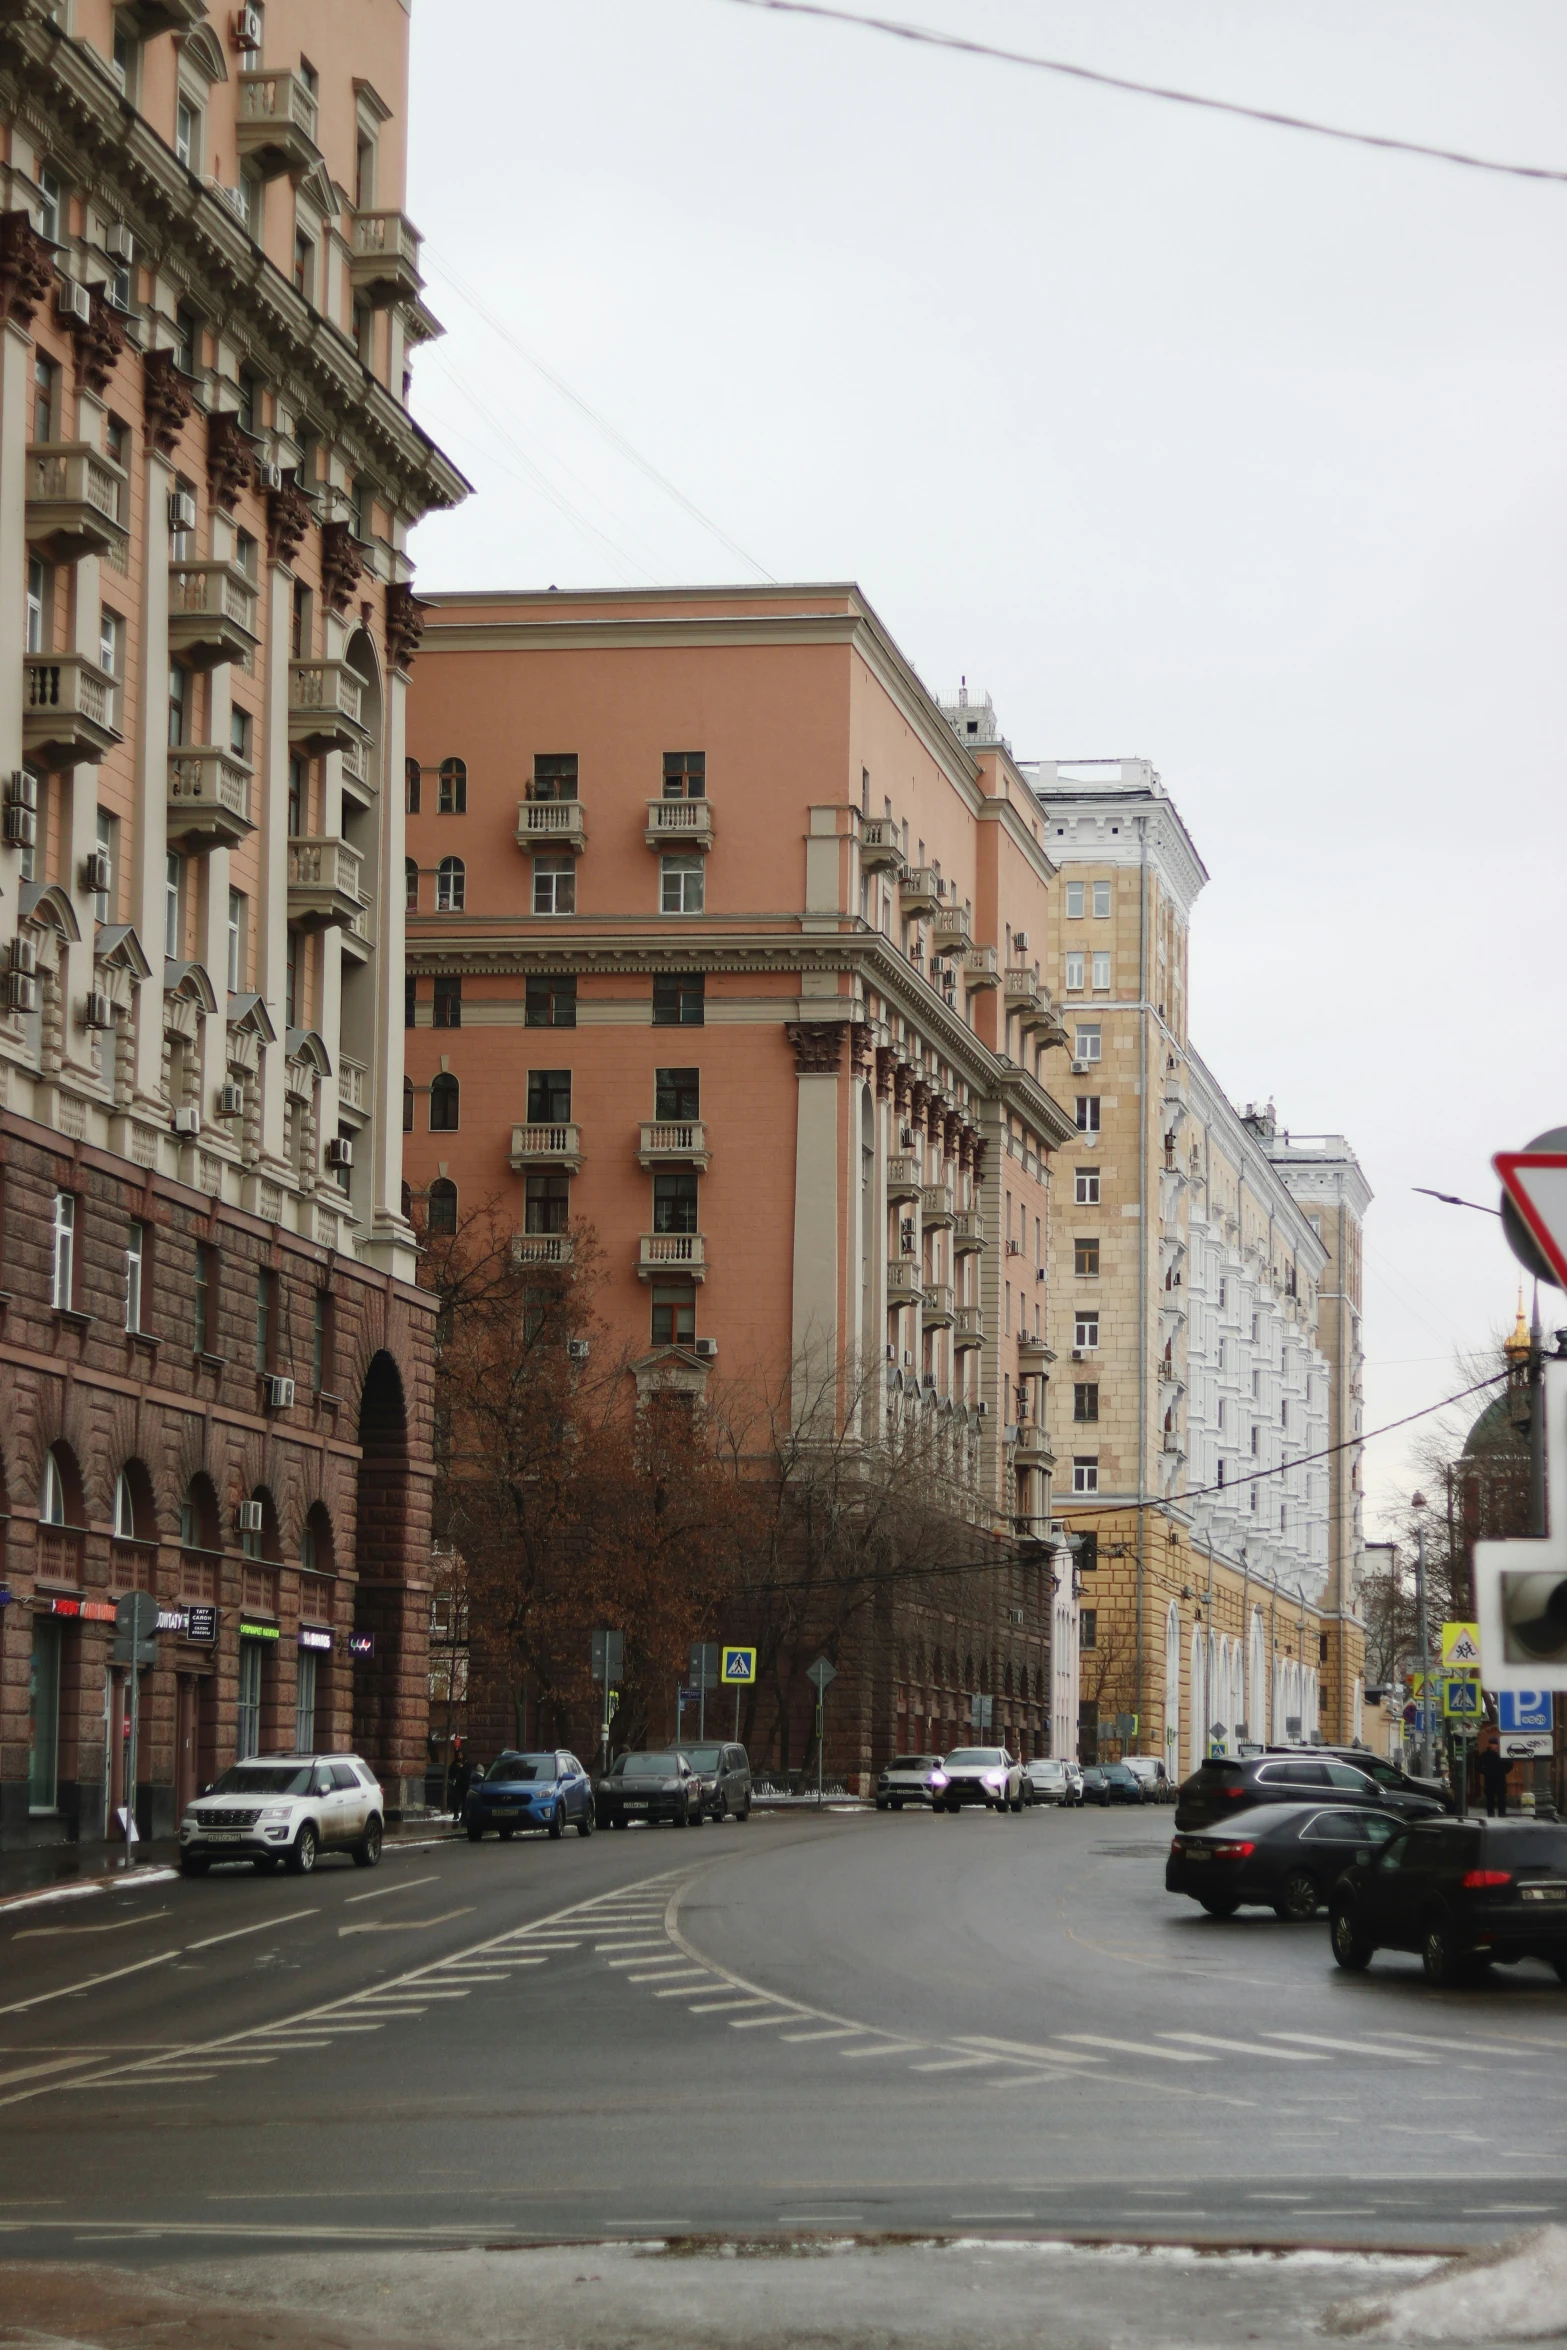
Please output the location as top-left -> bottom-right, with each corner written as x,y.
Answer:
1,1802 -> 1565,2260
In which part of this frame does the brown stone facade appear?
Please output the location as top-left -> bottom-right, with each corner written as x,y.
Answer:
0,1111 -> 435,1849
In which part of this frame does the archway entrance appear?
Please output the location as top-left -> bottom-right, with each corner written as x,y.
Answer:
351,1350 -> 425,1812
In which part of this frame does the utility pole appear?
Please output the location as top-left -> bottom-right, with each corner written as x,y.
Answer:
1412,1491 -> 1432,1778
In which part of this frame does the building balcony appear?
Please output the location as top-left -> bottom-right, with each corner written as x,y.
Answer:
288,659 -> 367,756
287,836 -> 364,932
887,1258 -> 923,1308
122,0 -> 207,29
645,796 -> 713,850
340,731 -> 376,798
339,1056 -> 369,1112
1017,1336 -> 1054,1373
952,1208 -> 986,1254
348,208 -> 425,306
23,652 -> 120,766
858,815 -> 905,873
1004,966 -> 1043,1017
1015,1427 -> 1055,1469
638,1231 -> 707,1281
885,1153 -> 922,1202
518,798 -> 586,853
167,745 -> 253,851
920,1182 -> 955,1229
512,1231 -> 574,1269
900,865 -> 939,917
167,561 -> 260,670
25,442 -> 128,563
340,887 -> 375,962
638,1119 -> 710,1169
962,944 -> 1000,989
510,1122 -> 584,1174
236,67 -> 322,178
922,1280 -> 955,1328
930,905 -> 973,956
953,1303 -> 985,1351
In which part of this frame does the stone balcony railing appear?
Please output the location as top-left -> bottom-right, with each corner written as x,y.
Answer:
885,1154 -> 922,1202
24,652 -> 120,766
289,659 -> 366,755
930,906 -> 973,956
509,1122 -> 584,1172
858,815 -> 905,872
168,561 -> 260,669
339,1057 -> 368,1112
952,1208 -> 986,1254
637,1119 -> 710,1169
517,798 -> 586,852
962,944 -> 1000,989
899,865 -> 939,917
887,1258 -> 923,1308
638,1231 -> 707,1280
349,208 -> 425,304
644,796 -> 713,849
167,745 -> 253,850
237,67 -> 321,176
512,1231 -> 574,1268
922,1280 -> 955,1328
920,1182 -> 955,1229
953,1303 -> 985,1350
287,836 -> 364,931
25,441 -> 127,562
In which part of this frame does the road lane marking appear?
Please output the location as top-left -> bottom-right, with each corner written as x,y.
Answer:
186,1910 -> 318,1951
957,2036 -> 1106,2067
344,1875 -> 441,1905
1265,2032 -> 1441,2063
1370,2030 -> 1562,2060
842,2042 -> 923,2058
0,2057 -> 97,2089
1160,2032 -> 1329,2060
728,2013 -> 795,2028
781,2028 -> 864,2043
625,1965 -> 708,1982
911,2054 -> 1009,2072
13,1909 -> 172,1940
685,1998 -> 777,2015
1059,2035 -> 1213,2064
339,1908 -> 476,1936
654,1980 -> 714,1996
0,1948 -> 180,2020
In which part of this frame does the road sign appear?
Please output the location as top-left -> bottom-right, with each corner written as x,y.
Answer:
1442,1622 -> 1482,1669
591,1629 -> 624,1686
110,1590 -> 158,1668
688,1642 -> 718,1691
720,1647 -> 756,1686
805,1656 -> 837,1694
1442,1676 -> 1482,1721
969,1693 -> 994,1731
1499,1732 -> 1554,1760
1498,1689 -> 1553,1733
1402,1702 -> 1417,1727
1496,1144 -> 1567,1292
1477,1358 -> 1567,1690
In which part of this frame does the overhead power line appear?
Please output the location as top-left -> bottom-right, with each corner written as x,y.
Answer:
711,0 -> 1567,186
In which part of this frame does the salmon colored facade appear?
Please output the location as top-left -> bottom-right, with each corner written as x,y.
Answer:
406,587 -> 1084,1778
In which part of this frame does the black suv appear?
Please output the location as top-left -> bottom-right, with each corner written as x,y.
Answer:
1176,1753 -> 1446,1831
1284,1745 -> 1451,1813
683,1742 -> 753,1821
1330,1817 -> 1567,1986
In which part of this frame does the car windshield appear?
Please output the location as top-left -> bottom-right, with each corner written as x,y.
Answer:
1104,1765 -> 1136,1781
207,1764 -> 313,1797
945,1749 -> 1003,1768
615,1752 -> 680,1777
685,1747 -> 724,1771
889,1756 -> 938,1771
1032,1761 -> 1065,1775
484,1754 -> 556,1784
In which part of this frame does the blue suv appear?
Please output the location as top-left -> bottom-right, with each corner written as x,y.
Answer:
466,1750 -> 595,1841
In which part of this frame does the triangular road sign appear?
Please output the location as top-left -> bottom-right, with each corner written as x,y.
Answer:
1495,1152 -> 1567,1292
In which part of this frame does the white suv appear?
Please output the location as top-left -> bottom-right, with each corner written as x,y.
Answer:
180,1754 -> 384,1876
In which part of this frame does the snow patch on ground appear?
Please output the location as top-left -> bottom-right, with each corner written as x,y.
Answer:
1326,2225 -> 1567,2342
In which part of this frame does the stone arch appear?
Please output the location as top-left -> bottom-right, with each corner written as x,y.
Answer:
245,1483 -> 283,1563
352,1349 -> 423,1804
39,1439 -> 85,1526
301,1498 -> 335,1575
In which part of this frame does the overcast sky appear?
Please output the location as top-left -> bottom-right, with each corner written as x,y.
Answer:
404,0 -> 1567,1528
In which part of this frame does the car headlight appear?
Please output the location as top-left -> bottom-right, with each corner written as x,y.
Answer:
929,1770 -> 948,1788
982,1770 -> 1004,1788
258,1805 -> 292,1821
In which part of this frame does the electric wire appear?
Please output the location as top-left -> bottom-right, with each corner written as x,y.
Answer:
710,0 -> 1567,186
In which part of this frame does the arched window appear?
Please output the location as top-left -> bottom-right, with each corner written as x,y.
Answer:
405,758 -> 421,815
402,1075 -> 414,1133
180,1475 -> 219,1552
427,1177 -> 457,1235
438,757 -> 466,814
113,1469 -> 135,1539
39,1449 -> 66,1525
300,1501 -> 334,1575
430,1072 -> 459,1132
405,857 -> 418,912
436,856 -> 464,912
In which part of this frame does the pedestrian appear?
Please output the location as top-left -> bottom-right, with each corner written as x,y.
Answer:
449,1735 -> 470,1822
1477,1741 -> 1510,1818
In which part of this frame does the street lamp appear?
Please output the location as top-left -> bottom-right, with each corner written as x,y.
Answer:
1411,1489 -> 1433,1776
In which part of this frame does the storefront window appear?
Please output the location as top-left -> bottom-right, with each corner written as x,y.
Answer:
237,1639 -> 263,1760
28,1617 -> 61,1811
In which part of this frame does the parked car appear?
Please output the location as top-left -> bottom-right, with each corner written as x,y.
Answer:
1079,1765 -> 1110,1804
179,1753 -> 383,1876
1329,1817 -> 1567,1986
1166,1800 -> 1402,1919
876,1753 -> 948,1810
1062,1761 -> 1085,1806
466,1750 -> 595,1841
684,1741 -> 753,1821
937,1747 -> 1026,1812
1024,1758 -> 1073,1806
1125,1757 -> 1176,1803
1298,1745 -> 1454,1814
595,1749 -> 702,1828
1099,1762 -> 1147,1805
1176,1753 -> 1446,1832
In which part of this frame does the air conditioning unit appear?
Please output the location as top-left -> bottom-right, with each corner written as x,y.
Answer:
236,1498 -> 264,1533
171,1106 -> 200,1136
103,221 -> 135,263
3,805 -> 37,849
10,934 -> 37,976
325,1136 -> 353,1171
1071,1059 -> 1089,1075
6,970 -> 38,1015
217,1081 -> 244,1118
975,1400 -> 988,1417
1007,1239 -> 1022,1256
83,849 -> 112,895
1071,1348 -> 1085,1361
1013,931 -> 1029,952
168,488 -> 197,533
56,278 -> 92,326
255,460 -> 284,492
566,1338 -> 590,1365
231,3 -> 263,47
5,771 -> 38,811
84,990 -> 114,1031
693,1337 -> 718,1361
900,1126 -> 914,1148
263,1374 -> 295,1410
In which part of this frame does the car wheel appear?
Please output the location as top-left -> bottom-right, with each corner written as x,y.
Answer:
738,1797 -> 751,1821
1552,1956 -> 1567,1985
548,1802 -> 565,1840
286,1823 -> 318,1876
1330,1905 -> 1372,1972
577,1805 -> 595,1838
1198,1894 -> 1240,1917
891,1799 -> 903,1811
875,1798 -> 889,1811
1010,1794 -> 1024,1813
1275,1870 -> 1319,1924
673,1800 -> 689,1827
352,1817 -> 383,1868
179,1854 -> 208,1877
715,1793 -> 729,1823
466,1820 -> 484,1842
1423,1916 -> 1463,1988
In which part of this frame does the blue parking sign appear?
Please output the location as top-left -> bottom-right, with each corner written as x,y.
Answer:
1498,1689 -> 1553,1733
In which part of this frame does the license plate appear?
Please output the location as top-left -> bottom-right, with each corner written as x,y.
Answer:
1186,1848 -> 1210,1862
206,1830 -> 243,1842
625,1801 -> 648,1810
491,1809 -> 519,1821
1522,1884 -> 1567,1902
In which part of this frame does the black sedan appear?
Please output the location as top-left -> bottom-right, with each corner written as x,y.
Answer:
595,1749 -> 702,1828
466,1750 -> 595,1841
1081,1762 -> 1144,1807
1167,1800 -> 1402,1920
1176,1753 -> 1446,1832
1330,1816 -> 1567,1986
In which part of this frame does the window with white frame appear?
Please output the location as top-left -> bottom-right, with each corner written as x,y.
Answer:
1064,951 -> 1084,992
227,888 -> 246,993
99,607 -> 122,682
1074,1311 -> 1098,1350
25,557 -> 46,652
1074,1025 -> 1101,1063
164,852 -> 183,957
436,855 -> 465,912
1065,881 -> 1084,919
1072,1457 -> 1099,1494
1091,951 -> 1111,990
124,1219 -> 144,1332
533,856 -> 575,916
51,1192 -> 75,1309
660,853 -> 704,915
94,808 -> 116,923
174,94 -> 201,170
1092,880 -> 1111,917
1075,1094 -> 1100,1134
113,1467 -> 136,1538
1075,1168 -> 1099,1205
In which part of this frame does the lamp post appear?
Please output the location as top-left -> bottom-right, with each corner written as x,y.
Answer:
1411,1489 -> 1432,1777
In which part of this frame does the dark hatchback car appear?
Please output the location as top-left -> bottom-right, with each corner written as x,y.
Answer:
683,1742 -> 753,1821
1330,1817 -> 1567,1987
1167,1800 -> 1402,1920
466,1750 -> 595,1841
595,1749 -> 702,1828
1176,1754 -> 1446,1832
1081,1762 -> 1144,1807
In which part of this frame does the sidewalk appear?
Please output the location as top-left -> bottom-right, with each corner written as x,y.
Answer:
0,1816 -> 463,1913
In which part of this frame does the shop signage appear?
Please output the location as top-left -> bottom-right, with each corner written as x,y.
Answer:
298,1625 -> 333,1652
50,1596 -> 117,1623
157,1604 -> 218,1644
348,1630 -> 375,1658
239,1619 -> 280,1643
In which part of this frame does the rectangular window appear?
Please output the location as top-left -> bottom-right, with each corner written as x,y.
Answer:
653,972 -> 704,1026
1065,881 -> 1084,920
652,1171 -> 699,1234
194,1241 -> 214,1352
1217,1458 -> 1226,1487
1091,952 -> 1111,990
433,976 -> 461,1030
167,661 -> 187,746
533,856 -> 576,916
36,165 -> 62,245
655,1067 -> 700,1119
1092,880 -> 1111,918
651,1284 -> 696,1344
255,1268 -> 276,1373
51,1192 -> 75,1309
285,929 -> 299,1029
164,852 -> 183,958
660,854 -> 704,915
25,556 -> 46,652
1218,1398 -> 1226,1429
99,607 -> 122,680
291,580 -> 310,661
1074,1312 -> 1099,1351
236,1639 -> 263,1761
1080,1609 -> 1097,1651
524,1172 -> 570,1234
405,761 -> 421,814
28,1617 -> 61,1813
313,1290 -> 332,1390
1074,1168 -> 1099,1205
94,808 -> 116,923
1076,1095 -> 1100,1134
227,888 -> 246,993
293,229 -> 315,303
1072,1458 -> 1099,1494
525,973 -> 577,1027
1064,951 -> 1084,992
295,1649 -> 317,1755
1073,1382 -> 1098,1422
287,755 -> 305,838
125,1219 -> 144,1333
1074,1237 -> 1099,1278
175,96 -> 199,170
1074,1025 -> 1102,1064
230,704 -> 251,764
526,1068 -> 572,1124
662,750 -> 705,800
405,974 -> 417,1029
33,351 -> 56,444
530,753 -> 578,802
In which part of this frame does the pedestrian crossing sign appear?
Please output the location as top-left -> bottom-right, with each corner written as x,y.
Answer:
721,1646 -> 756,1686
1442,1676 -> 1482,1720
1441,1621 -> 1482,1669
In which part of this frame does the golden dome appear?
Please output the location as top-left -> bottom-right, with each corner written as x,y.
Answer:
1504,1289 -> 1531,1362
